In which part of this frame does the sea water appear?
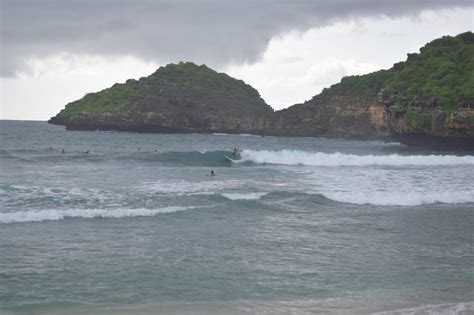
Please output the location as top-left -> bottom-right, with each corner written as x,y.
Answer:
0,120 -> 473,315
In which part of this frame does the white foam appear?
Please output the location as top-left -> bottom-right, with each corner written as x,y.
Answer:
321,190 -> 474,206
373,301 -> 474,315
142,179 -> 246,195
239,150 -> 474,167
0,206 -> 197,224
221,192 -> 268,200
239,133 -> 258,137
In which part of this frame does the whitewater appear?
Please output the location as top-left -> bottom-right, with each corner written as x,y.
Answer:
1,120 -> 473,315
238,149 -> 474,166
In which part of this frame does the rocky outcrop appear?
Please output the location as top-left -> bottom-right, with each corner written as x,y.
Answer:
387,104 -> 474,149
268,31 -> 473,149
49,62 -> 273,134
266,95 -> 390,139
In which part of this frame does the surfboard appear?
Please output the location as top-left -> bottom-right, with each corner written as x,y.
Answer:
225,155 -> 237,162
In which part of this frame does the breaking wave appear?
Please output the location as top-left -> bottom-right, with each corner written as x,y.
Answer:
237,150 -> 474,166
221,192 -> 268,200
0,206 -> 199,224
320,190 -> 474,206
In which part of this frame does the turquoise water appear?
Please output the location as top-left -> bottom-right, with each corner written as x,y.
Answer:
0,120 -> 473,315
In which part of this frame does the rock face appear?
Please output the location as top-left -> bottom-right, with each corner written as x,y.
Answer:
50,32 -> 474,149
379,32 -> 474,149
267,95 -> 390,139
49,62 -> 273,134
387,104 -> 474,149
269,31 -> 474,149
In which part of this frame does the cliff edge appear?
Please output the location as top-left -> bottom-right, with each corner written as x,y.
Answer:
270,31 -> 473,148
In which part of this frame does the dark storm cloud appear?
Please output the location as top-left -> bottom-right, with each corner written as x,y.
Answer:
0,0 -> 471,76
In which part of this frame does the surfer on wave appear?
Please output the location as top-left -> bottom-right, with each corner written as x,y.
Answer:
231,146 -> 240,157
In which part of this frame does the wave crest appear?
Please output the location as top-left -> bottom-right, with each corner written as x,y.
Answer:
321,190 -> 474,206
221,192 -> 268,200
0,206 -> 198,224
238,150 -> 474,166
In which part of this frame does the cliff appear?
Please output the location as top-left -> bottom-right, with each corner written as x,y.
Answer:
267,95 -> 389,139
382,32 -> 474,148
269,31 -> 473,148
49,62 -> 273,134
49,32 -> 474,149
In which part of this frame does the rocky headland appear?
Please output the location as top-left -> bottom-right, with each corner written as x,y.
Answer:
49,32 -> 474,149
49,62 -> 273,134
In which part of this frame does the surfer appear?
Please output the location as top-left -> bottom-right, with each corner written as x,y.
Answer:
232,146 -> 239,157
208,170 -> 216,177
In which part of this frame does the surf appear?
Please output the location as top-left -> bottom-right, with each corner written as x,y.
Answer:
319,190 -> 474,206
237,149 -> 474,166
0,206 -> 201,224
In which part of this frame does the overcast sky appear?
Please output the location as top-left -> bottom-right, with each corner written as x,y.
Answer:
1,0 -> 473,120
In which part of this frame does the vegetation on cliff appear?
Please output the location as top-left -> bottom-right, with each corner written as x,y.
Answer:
49,32 -> 473,146
150,62 -> 264,103
320,69 -> 394,98
321,32 -> 474,112
56,62 -> 268,118
383,31 -> 473,111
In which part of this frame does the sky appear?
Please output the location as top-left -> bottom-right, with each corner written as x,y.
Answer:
0,0 -> 473,120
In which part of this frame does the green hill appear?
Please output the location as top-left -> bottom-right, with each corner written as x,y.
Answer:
56,62 -> 270,118
49,62 -> 272,133
321,31 -> 474,112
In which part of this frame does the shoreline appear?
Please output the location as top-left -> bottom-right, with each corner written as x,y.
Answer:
3,300 -> 473,315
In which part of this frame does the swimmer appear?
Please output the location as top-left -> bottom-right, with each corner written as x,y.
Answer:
208,170 -> 216,177
61,149 -> 65,154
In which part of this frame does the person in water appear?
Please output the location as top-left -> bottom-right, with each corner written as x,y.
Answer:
208,170 -> 215,177
61,149 -> 65,154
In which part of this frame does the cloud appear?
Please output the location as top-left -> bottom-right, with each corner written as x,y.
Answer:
1,0 -> 471,77
1,54 -> 158,120
226,8 -> 474,109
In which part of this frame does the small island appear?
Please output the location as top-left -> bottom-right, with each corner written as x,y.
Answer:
49,62 -> 273,134
50,32 -> 474,149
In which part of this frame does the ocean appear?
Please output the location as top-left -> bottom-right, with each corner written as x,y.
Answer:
0,120 -> 473,315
